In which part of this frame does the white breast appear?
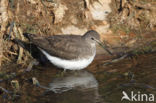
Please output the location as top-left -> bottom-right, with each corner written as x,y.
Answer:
39,48 -> 96,70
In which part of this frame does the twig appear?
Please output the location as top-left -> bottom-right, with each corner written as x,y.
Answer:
6,51 -> 18,55
32,77 -> 50,90
8,21 -> 14,40
120,83 -> 156,90
13,24 -> 24,64
0,86 -> 12,93
17,27 -> 24,64
0,86 -> 20,99
103,54 -> 128,65
2,56 -> 11,62
25,59 -> 39,71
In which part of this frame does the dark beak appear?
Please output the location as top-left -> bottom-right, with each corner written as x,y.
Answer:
94,39 -> 113,55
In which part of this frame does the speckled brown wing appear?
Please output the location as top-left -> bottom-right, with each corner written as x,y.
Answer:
27,34 -> 94,60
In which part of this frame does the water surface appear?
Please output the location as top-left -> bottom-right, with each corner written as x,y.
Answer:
0,53 -> 156,103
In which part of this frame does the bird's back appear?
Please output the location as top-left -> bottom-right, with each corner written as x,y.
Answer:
26,34 -> 95,60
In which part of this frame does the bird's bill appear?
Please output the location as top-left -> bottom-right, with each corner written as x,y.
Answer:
94,39 -> 113,55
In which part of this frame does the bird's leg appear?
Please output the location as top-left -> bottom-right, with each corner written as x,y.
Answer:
63,69 -> 66,72
60,69 -> 66,77
56,69 -> 66,77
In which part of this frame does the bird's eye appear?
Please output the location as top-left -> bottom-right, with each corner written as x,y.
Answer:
91,37 -> 94,40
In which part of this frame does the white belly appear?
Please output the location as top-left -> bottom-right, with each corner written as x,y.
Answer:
40,49 -> 95,70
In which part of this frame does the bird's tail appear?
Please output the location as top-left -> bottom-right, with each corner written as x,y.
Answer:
12,38 -> 28,49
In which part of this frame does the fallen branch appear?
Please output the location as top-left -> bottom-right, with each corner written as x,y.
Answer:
0,86 -> 12,94
32,77 -> 50,90
13,24 -> 24,64
120,83 -> 156,90
102,54 -> 128,65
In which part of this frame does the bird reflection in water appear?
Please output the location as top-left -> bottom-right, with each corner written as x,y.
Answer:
37,70 -> 104,103
49,70 -> 98,93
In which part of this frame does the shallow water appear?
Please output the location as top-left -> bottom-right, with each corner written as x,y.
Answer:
0,53 -> 156,103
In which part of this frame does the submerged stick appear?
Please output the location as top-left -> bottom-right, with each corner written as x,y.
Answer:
120,83 -> 156,90
102,54 -> 128,65
32,77 -> 50,90
0,86 -> 12,93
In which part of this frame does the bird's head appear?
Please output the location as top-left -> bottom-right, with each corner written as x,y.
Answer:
83,30 -> 100,45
